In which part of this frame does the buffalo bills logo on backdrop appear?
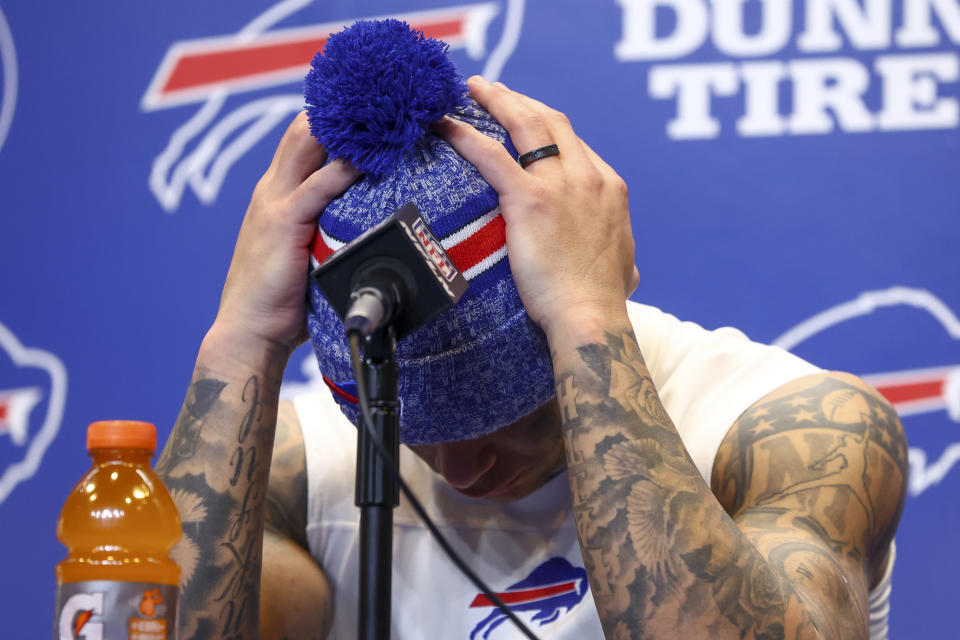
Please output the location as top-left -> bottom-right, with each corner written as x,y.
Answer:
0,322 -> 67,505
774,286 -> 960,496
0,5 -> 18,154
468,557 -> 589,639
141,0 -> 527,213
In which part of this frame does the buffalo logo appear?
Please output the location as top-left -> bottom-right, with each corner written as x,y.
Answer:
774,286 -> 960,496
141,0 -> 527,213
0,386 -> 41,445
468,556 -> 589,639
0,5 -> 18,154
0,322 -> 68,505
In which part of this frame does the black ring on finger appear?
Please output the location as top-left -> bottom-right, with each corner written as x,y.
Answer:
517,144 -> 560,169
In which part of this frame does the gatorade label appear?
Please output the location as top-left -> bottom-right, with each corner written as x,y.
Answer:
54,581 -> 178,640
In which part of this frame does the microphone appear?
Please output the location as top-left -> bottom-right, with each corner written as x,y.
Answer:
311,202 -> 469,338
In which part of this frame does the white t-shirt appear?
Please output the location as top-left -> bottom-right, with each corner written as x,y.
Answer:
293,302 -> 892,639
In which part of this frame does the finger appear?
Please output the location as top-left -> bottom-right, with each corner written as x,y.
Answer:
467,76 -> 559,174
270,111 -> 330,191
505,89 -> 592,171
288,159 -> 361,223
575,136 -> 630,194
434,115 -> 527,195
578,136 -> 616,175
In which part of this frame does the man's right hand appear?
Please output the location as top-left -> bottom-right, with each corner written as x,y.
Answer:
211,111 -> 359,368
157,113 -> 356,640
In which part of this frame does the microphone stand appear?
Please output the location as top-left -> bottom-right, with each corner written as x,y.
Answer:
355,324 -> 400,640
310,202 -> 468,640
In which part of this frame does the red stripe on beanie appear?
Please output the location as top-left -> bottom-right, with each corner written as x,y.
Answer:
311,237 -> 336,264
311,211 -> 506,277
322,374 -> 358,404
445,214 -> 505,273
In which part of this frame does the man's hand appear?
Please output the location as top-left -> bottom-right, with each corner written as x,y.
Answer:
212,112 -> 358,367
441,81 -> 904,639
156,113 -> 356,640
437,77 -> 638,344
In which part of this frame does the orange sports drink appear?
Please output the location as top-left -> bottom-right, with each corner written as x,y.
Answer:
54,421 -> 181,640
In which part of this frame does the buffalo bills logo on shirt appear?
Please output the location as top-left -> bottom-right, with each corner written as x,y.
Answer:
0,322 -> 68,505
141,0 -> 527,213
468,557 -> 589,639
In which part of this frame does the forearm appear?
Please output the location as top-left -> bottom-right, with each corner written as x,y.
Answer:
549,313 -> 855,639
156,326 -> 290,640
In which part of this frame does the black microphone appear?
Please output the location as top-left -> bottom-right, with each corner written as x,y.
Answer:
311,202 -> 469,338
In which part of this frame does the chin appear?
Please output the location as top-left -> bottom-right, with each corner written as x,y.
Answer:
476,466 -> 560,502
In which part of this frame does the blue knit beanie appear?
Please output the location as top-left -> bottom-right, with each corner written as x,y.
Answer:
304,19 -> 554,445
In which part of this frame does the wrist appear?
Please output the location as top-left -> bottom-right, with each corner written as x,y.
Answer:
541,300 -> 632,356
199,320 -> 294,385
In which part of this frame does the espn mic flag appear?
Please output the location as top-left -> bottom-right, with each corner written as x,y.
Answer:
311,202 -> 468,340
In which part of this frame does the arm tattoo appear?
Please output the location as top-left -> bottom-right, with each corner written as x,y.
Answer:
713,373 -> 908,585
156,368 -> 278,640
555,329 -> 906,639
155,378 -> 226,473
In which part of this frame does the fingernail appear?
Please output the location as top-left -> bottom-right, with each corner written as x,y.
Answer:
468,75 -> 490,87
431,115 -> 458,131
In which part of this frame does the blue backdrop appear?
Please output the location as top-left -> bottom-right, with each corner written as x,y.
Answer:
1,0 -> 957,636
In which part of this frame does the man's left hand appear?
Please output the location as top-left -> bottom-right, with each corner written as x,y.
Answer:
437,77 -> 639,343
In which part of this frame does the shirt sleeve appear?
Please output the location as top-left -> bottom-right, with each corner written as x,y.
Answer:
627,302 -> 823,483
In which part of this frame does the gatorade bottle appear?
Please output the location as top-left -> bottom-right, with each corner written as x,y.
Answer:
54,420 -> 181,640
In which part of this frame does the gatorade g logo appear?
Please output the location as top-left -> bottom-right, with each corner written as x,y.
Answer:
141,0 -> 527,212
0,322 -> 68,505
58,592 -> 104,640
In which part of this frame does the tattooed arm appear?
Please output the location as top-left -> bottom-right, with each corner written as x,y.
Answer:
156,339 -> 285,640
437,78 -> 907,637
156,111 -> 357,639
712,370 -> 906,634
552,319 -> 906,640
158,352 -> 331,640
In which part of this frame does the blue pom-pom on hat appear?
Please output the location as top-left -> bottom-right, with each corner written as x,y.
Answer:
304,19 -> 467,178
304,19 -> 555,445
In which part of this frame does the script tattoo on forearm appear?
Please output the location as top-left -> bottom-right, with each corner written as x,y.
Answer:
155,369 -> 277,640
554,329 -> 906,639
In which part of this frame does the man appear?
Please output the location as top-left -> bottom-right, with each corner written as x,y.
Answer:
155,76 -> 906,639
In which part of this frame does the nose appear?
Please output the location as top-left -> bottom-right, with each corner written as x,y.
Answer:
434,440 -> 497,489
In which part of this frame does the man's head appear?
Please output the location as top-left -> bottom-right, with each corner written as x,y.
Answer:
304,20 -> 556,446
409,399 -> 566,501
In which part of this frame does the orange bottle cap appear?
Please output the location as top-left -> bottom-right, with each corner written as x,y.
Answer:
87,420 -> 157,452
